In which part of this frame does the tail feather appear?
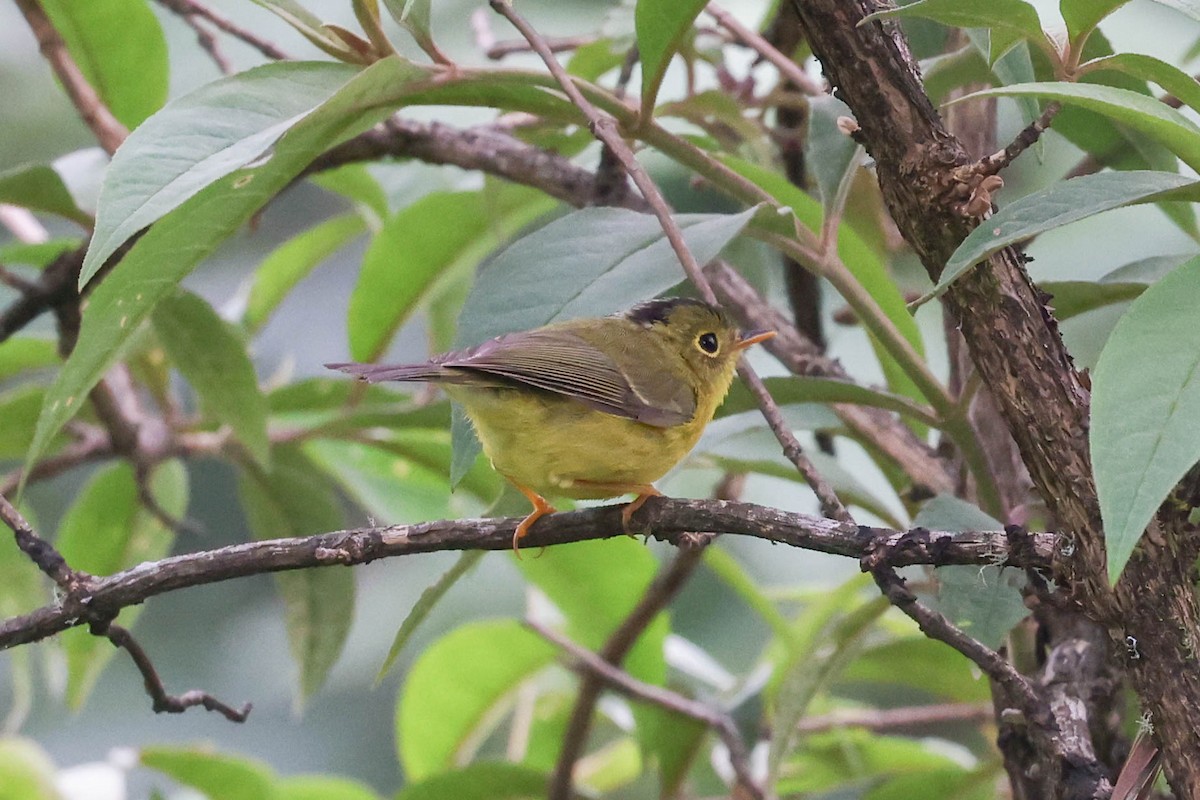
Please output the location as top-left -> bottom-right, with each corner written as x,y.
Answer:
324,361 -> 444,383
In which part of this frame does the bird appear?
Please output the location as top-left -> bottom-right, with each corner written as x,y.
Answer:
327,297 -> 774,553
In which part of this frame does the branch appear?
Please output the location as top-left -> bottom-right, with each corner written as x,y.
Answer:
705,3 -> 824,97
153,0 -> 291,61
15,0 -> 128,155
527,619 -> 763,800
0,497 -> 1058,650
795,702 -> 994,733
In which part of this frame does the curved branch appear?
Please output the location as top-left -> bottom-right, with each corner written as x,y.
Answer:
0,497 -> 1057,651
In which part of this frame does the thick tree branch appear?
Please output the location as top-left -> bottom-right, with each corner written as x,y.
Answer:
0,497 -> 1058,651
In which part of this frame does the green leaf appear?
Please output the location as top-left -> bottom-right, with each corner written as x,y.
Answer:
914,496 -> 1026,648
40,0 -> 168,128
703,546 -> 794,645
376,551 -> 483,681
0,739 -> 59,800
635,0 -> 707,115
806,96 -> 861,216
839,636 -> 991,702
957,82 -> 1200,172
141,746 -> 275,800
1091,255 -> 1200,582
719,376 -> 939,427
0,387 -> 53,461
0,338 -> 58,383
153,290 -> 270,467
56,461 -> 187,709
1040,280 -> 1146,321
454,206 -> 757,349
1082,53 -> 1200,117
864,0 -> 1045,62
780,730 -> 974,796
397,620 -> 556,779
310,164 -> 389,222
250,0 -> 364,61
24,58 -> 425,489
349,186 -> 552,361
0,163 -> 91,226
245,214 -> 365,332
273,775 -> 382,800
0,240 -> 79,270
238,449 -> 353,702
395,763 -> 549,800
921,171 -> 1200,304
1061,0 -> 1130,43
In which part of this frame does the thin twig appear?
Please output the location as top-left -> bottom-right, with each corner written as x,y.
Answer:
0,498 -> 1059,650
487,35 -> 594,61
165,7 -> 233,74
0,265 -> 38,294
153,0 -> 290,61
489,0 -> 852,523
100,621 -> 251,721
705,3 -> 824,97
15,0 -> 129,155
0,492 -> 78,592
550,536 -> 712,800
975,102 -> 1061,177
527,619 -> 763,800
795,702 -> 994,733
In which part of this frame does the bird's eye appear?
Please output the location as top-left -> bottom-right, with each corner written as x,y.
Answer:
697,332 -> 719,354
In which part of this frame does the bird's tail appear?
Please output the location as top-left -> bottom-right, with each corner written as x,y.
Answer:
324,361 -> 445,383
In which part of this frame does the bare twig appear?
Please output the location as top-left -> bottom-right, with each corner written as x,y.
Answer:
15,0 -> 129,155
527,619 -> 763,800
154,0 -> 290,61
0,493 -> 78,592
705,3 -> 824,97
974,102 -> 1061,178
795,702 -> 994,733
101,621 -> 251,721
550,536 -> 712,800
0,498 -> 1058,650
489,0 -> 852,523
164,5 -> 234,74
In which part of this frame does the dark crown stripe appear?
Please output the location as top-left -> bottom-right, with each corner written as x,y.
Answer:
623,297 -> 714,326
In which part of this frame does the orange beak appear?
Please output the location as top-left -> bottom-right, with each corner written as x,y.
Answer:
735,330 -> 776,351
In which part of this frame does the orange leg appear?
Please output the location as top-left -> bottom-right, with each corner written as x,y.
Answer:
573,481 -> 663,536
509,480 -> 557,558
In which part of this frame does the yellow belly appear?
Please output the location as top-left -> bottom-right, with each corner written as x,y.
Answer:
448,385 -> 705,500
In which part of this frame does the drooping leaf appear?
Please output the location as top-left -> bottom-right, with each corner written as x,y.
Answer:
396,619 -> 556,779
152,290 -> 270,467
956,82 -> 1200,172
840,636 -> 991,702
0,163 -> 92,226
719,376 -> 939,427
395,763 -> 549,800
141,746 -> 275,800
921,171 -> 1200,304
1061,0 -> 1130,43
375,551 -> 484,681
273,775 -> 383,800
864,0 -> 1046,63
349,186 -> 553,361
56,461 -> 187,709
238,449 -> 353,702
1091,255 -> 1200,582
914,495 -> 1027,648
244,214 -> 366,332
40,0 -> 169,128
1081,53 -> 1200,117
634,0 -> 707,115
250,0 -> 366,62
1040,281 -> 1146,321
24,58 -> 424,489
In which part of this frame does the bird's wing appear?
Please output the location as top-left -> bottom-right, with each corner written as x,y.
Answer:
447,329 -> 696,427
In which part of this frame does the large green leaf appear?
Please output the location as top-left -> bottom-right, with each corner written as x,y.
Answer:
141,747 -> 274,800
238,449 -> 353,702
395,763 -> 548,800
957,82 -> 1200,172
55,461 -> 187,709
274,776 -> 382,800
41,0 -> 168,129
865,0 -> 1046,62
348,186 -> 553,361
0,163 -> 92,226
397,619 -> 556,779
1082,53 -> 1200,116
0,338 -> 58,383
922,171 -> 1200,304
244,214 -> 366,333
1091,255 -> 1200,582
634,0 -> 707,115
1061,0 -> 1130,43
152,290 -> 270,467
23,58 -> 423,488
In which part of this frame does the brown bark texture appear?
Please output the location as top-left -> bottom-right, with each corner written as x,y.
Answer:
792,0 -> 1200,796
